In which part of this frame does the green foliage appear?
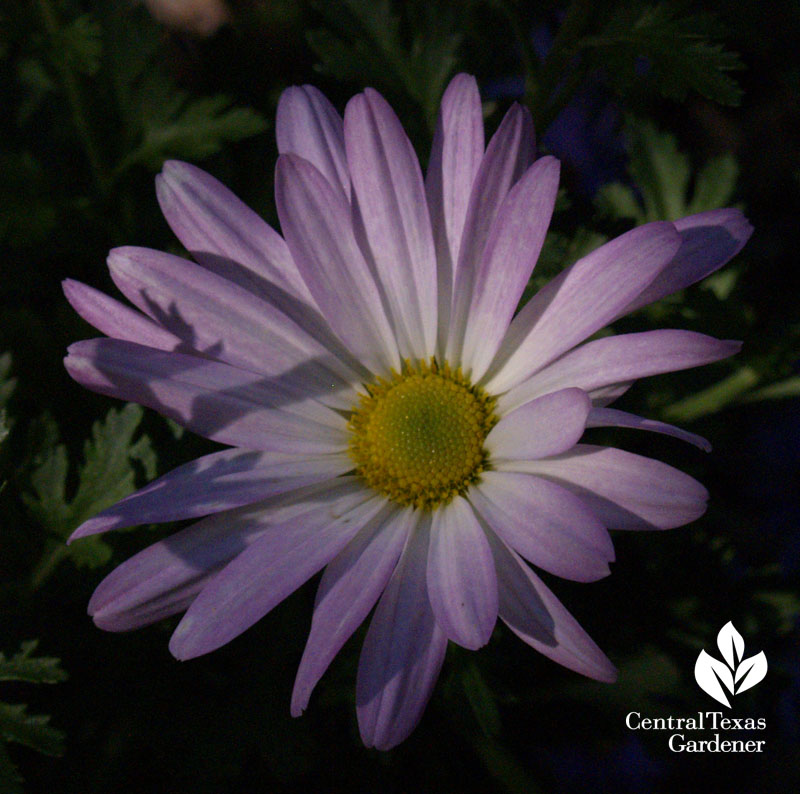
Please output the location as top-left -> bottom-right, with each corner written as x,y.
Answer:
308,0 -> 463,130
100,7 -> 267,175
0,154 -> 59,248
55,13 -> 103,77
0,642 -> 66,792
120,94 -> 268,172
24,404 -> 157,582
527,0 -> 745,132
596,118 -> 740,223
587,2 -> 744,106
0,642 -> 67,686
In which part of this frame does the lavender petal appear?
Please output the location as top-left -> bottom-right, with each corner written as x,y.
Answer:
484,222 -> 682,393
290,505 -> 413,716
356,518 -> 448,751
427,497 -> 497,649
69,449 -> 351,539
487,387 -> 590,461
488,529 -> 617,682
472,471 -> 614,582
169,481 -> 384,660
277,84 -> 350,200
508,444 -> 709,530
345,89 -> 438,359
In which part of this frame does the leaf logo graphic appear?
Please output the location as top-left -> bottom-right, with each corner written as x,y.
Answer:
694,622 -> 768,707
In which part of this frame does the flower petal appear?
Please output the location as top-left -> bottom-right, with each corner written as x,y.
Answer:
65,339 -> 349,453
69,449 -> 351,539
622,209 -> 753,315
169,481 -> 385,660
487,529 -> 617,682
291,505 -> 414,716
587,407 -> 711,452
156,160 -> 310,302
356,517 -> 448,751
446,103 -> 535,361
108,246 -> 359,399
89,499 -> 280,632
487,387 -> 590,461
460,156 -> 560,379
471,471 -> 613,582
275,153 -> 401,374
276,84 -> 350,200
508,444 -> 709,530
425,73 -> 484,346
63,279 -> 182,351
427,497 -> 497,649
484,222 -> 682,393
499,330 -> 741,413
345,89 -> 438,359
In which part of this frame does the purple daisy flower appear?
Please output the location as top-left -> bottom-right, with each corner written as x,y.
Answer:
63,74 -> 751,750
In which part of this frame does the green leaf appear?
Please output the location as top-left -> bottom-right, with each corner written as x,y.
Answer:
24,404 -> 157,580
741,376 -> 800,403
100,5 -> 267,176
587,2 -> 745,106
0,152 -> 59,247
58,13 -> 102,76
0,642 -> 68,685
0,643 -> 67,787
308,0 -> 463,130
15,58 -> 56,124
0,703 -> 65,757
461,662 -> 501,738
688,153 -> 739,214
123,95 -> 268,171
662,366 -> 760,422
596,119 -> 741,224
0,353 -> 14,410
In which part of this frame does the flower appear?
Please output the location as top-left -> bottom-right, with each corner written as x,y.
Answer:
64,73 -> 751,750
143,0 -> 230,37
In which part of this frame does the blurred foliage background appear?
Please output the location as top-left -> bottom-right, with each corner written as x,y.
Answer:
1,0 -> 798,791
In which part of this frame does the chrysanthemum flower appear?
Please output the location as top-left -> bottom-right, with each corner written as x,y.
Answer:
64,74 -> 751,750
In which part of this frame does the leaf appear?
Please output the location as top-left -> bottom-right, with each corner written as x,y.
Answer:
694,649 -> 733,707
0,702 -> 65,757
57,13 -> 102,76
0,152 -> 58,247
742,376 -> 800,403
308,0 -> 463,129
688,153 -> 739,214
101,5 -> 267,175
15,58 -> 56,124
0,353 -> 15,410
0,643 -> 67,788
716,621 -> 744,669
596,119 -> 741,224
735,651 -> 768,694
461,662 -> 501,738
663,366 -> 760,422
23,404 -> 157,577
0,642 -> 68,685
124,95 -> 268,171
588,2 -> 745,106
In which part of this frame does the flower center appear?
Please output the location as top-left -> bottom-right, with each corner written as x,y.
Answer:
348,359 -> 497,510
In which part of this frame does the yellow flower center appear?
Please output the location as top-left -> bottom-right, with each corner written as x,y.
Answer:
348,359 -> 497,510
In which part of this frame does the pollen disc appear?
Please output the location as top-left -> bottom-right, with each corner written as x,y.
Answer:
348,360 -> 497,510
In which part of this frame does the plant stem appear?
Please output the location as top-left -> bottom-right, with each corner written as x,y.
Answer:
37,0 -> 109,193
29,543 -> 69,591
